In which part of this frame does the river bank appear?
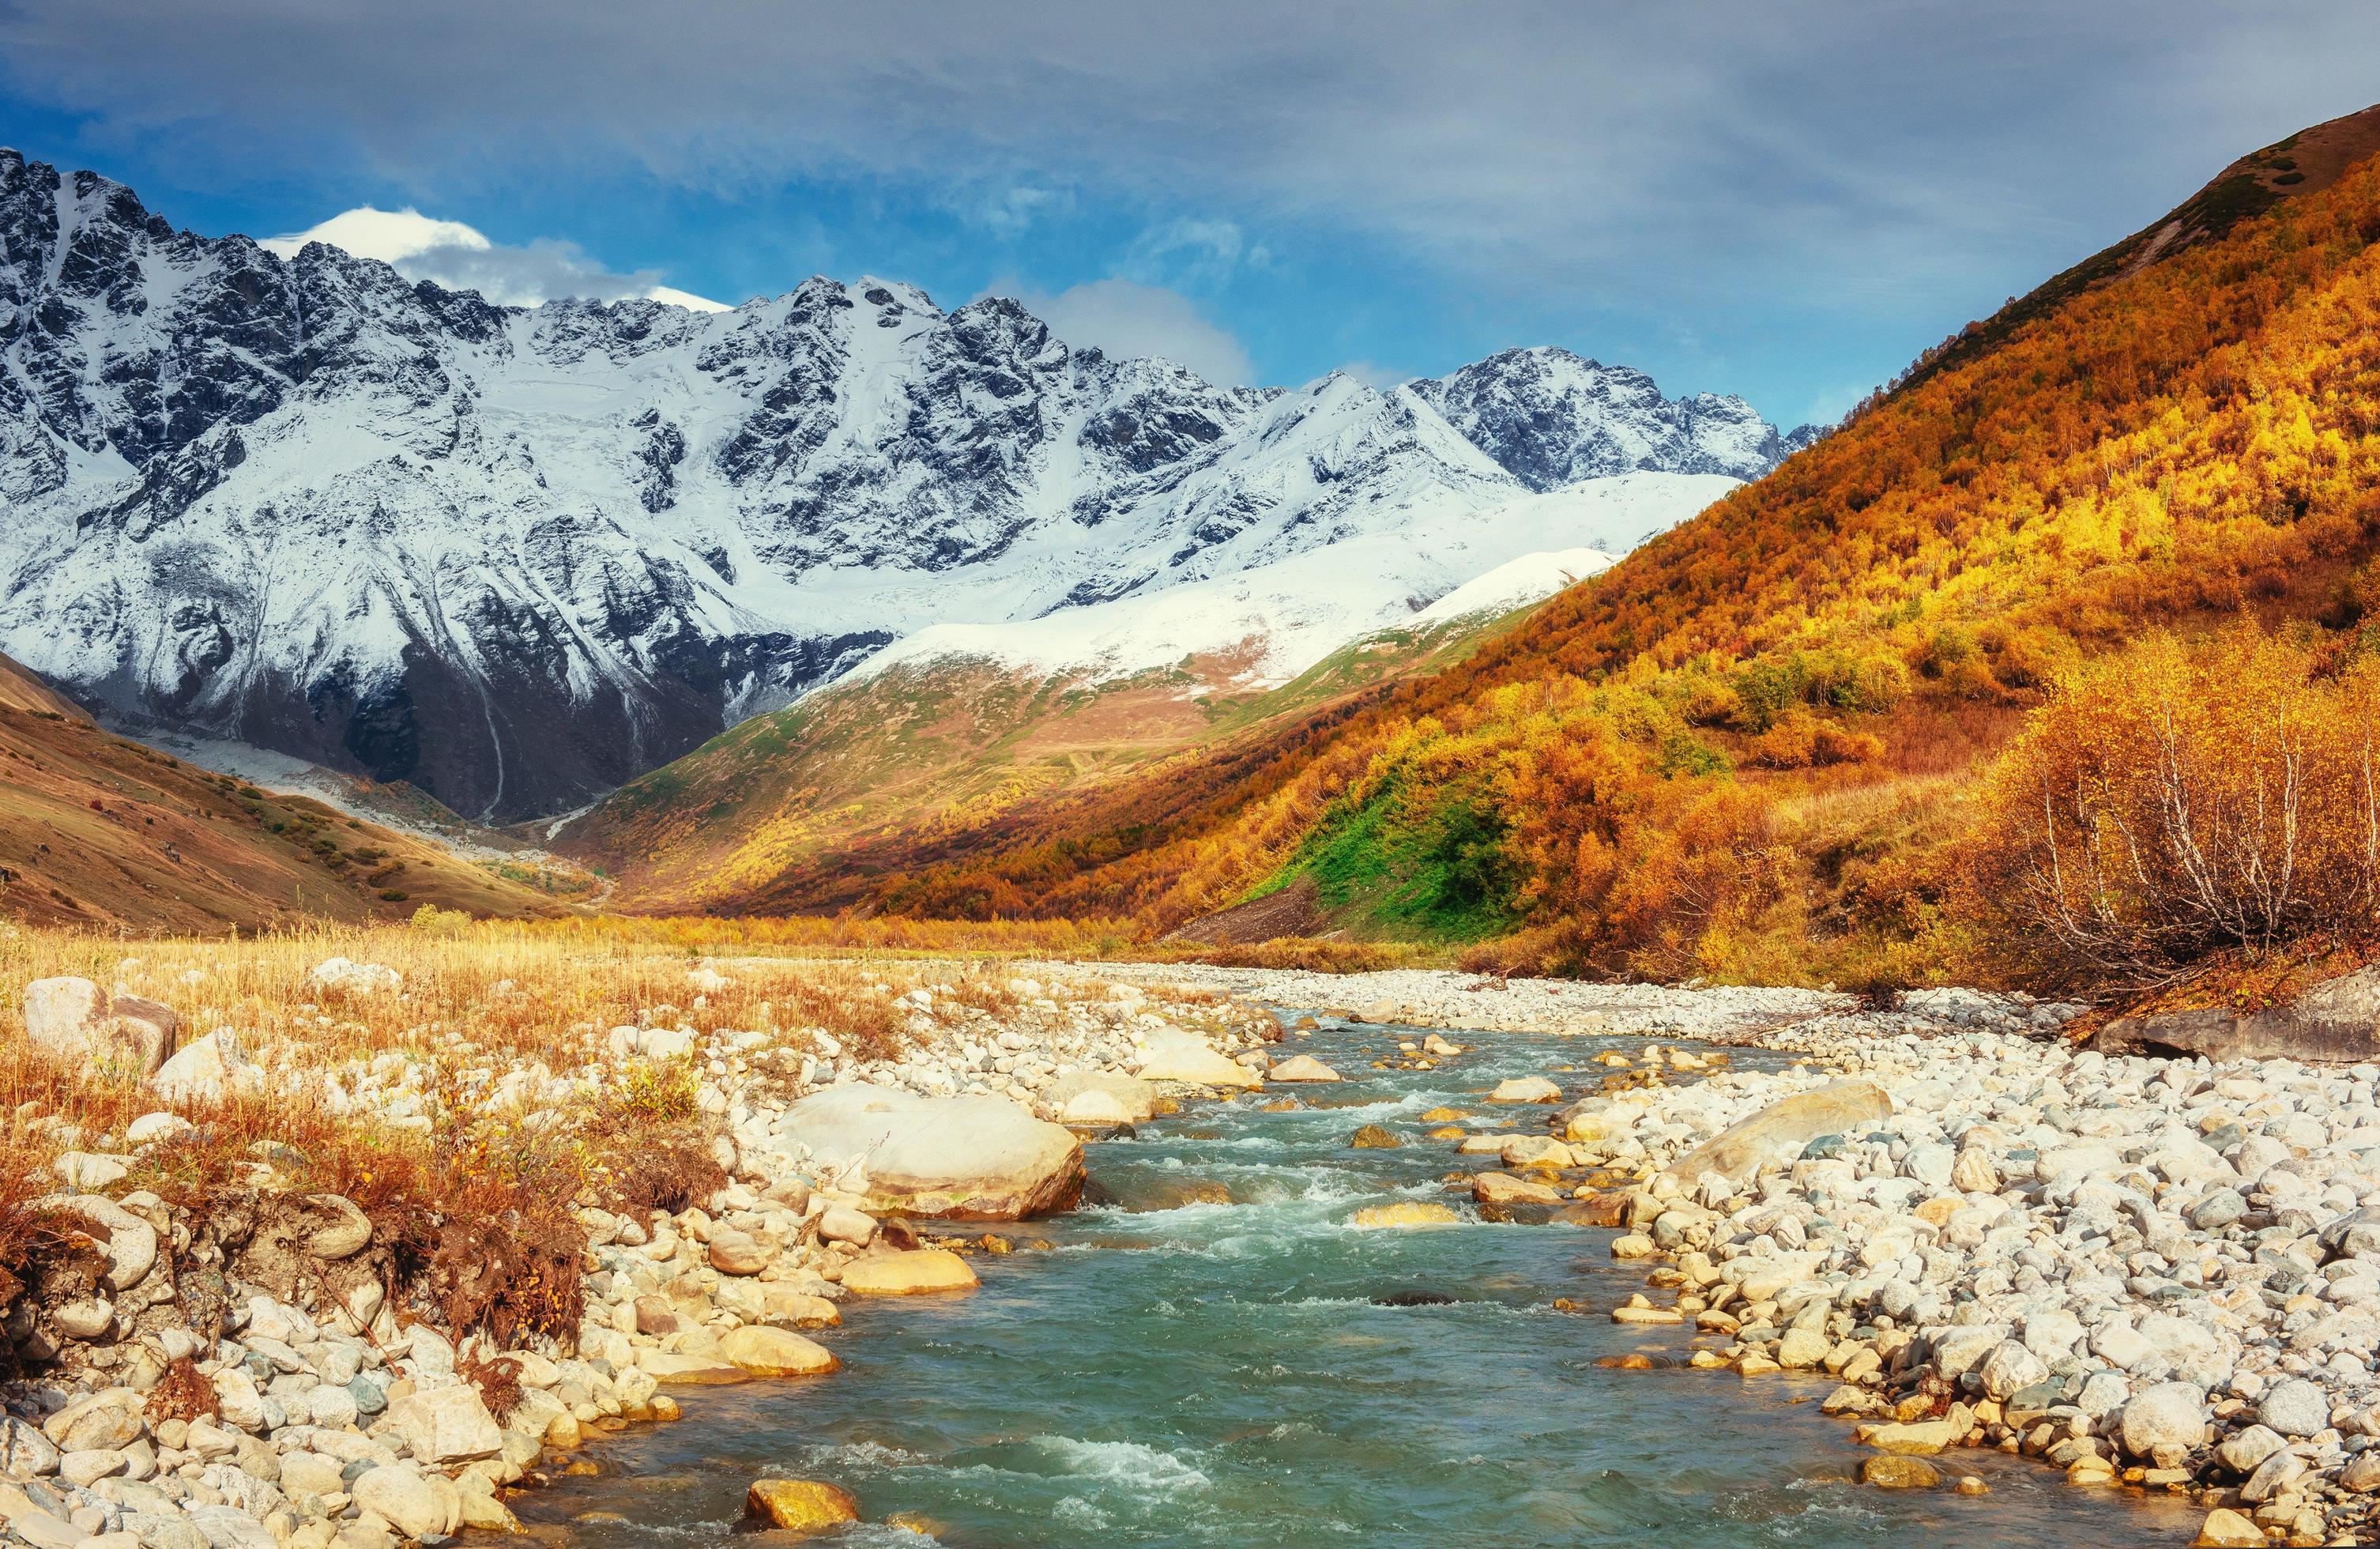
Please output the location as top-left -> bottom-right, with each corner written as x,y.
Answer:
6,937 -> 2377,1546
0,931 -> 1277,1549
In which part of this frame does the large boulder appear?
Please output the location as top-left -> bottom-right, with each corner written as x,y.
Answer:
382,1385 -> 503,1464
718,1325 -> 838,1377
1045,1071 -> 1158,1123
840,1248 -> 980,1296
2119,1382 -> 2210,1461
1663,1081 -> 1894,1186
2099,963 -> 2380,1063
151,1031 -> 261,1103
351,1465 -> 461,1540
22,978 -> 177,1076
1267,1054 -> 1341,1083
778,1084 -> 1083,1219
1135,1029 -> 1263,1088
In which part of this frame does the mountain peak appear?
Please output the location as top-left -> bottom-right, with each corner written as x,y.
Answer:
1411,347 -> 1792,489
0,158 -> 1794,821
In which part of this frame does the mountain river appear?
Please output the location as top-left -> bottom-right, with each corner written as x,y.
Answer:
517,1012 -> 2205,1547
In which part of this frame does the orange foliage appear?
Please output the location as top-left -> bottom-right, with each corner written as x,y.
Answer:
1959,624 -> 2380,988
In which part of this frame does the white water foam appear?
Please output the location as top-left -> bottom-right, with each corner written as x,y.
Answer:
1019,1435 -> 1212,1494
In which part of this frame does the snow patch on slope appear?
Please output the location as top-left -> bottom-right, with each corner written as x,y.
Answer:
848,471 -> 1734,692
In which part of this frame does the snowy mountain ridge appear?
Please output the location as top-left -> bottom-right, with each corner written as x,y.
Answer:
0,151 -> 1812,820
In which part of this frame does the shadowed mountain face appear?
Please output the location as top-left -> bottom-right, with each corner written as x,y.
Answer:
0,153 -> 1808,820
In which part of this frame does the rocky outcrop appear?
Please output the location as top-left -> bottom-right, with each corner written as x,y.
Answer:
775,1085 -> 1085,1219
2097,964 -> 2380,1064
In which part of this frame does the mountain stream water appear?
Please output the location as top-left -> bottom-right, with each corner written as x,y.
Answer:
517,1014 -> 2205,1547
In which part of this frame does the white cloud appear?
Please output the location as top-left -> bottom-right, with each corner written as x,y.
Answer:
1124,217 -> 1265,285
262,205 -> 727,311
1003,278 -> 1254,385
261,205 -> 486,264
1333,360 -> 1410,390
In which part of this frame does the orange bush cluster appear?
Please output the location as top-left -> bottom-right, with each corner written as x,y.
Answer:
1960,624 -> 2380,988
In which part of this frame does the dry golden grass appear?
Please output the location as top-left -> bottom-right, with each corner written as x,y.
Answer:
0,917 -> 1056,1348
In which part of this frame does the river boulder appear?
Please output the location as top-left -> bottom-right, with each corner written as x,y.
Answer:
747,1479 -> 860,1531
776,1084 -> 1083,1219
1047,1070 -> 1158,1122
1351,1202 -> 1461,1227
1135,1029 -> 1263,1088
841,1249 -> 980,1296
2099,964 -> 2380,1063
718,1325 -> 838,1376
1663,1081 -> 1894,1186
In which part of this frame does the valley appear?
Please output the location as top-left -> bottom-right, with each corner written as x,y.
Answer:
2,40 -> 2379,1549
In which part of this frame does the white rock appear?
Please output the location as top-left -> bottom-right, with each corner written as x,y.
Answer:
350,1464 -> 459,1540
382,1385 -> 503,1464
150,1031 -> 258,1102
307,958 -> 401,995
2118,1382 -> 2209,1460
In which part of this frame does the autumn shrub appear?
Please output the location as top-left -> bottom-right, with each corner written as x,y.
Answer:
1958,624 -> 2380,989
1746,709 -> 1887,770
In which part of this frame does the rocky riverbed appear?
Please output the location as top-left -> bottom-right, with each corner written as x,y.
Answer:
0,954 -> 1277,1548
9,953 -> 2380,1547
1437,989 -> 2380,1549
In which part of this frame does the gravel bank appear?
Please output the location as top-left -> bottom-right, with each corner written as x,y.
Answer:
1354,979 -> 2380,1548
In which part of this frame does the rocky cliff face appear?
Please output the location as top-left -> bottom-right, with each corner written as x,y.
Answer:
1412,347 -> 1823,490
0,153 -> 1811,820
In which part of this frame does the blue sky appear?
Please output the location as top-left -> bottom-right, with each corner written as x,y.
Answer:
4,2 -> 2377,428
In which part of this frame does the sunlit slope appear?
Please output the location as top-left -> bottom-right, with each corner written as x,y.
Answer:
725,105 -> 2380,974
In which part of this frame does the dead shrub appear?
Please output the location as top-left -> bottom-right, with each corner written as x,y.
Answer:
579,1060 -> 725,1219
459,1352 -> 524,1423
145,1355 -> 220,1423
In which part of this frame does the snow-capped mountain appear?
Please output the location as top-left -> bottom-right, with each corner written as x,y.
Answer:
0,152 -> 1808,820
1414,348 -> 1823,489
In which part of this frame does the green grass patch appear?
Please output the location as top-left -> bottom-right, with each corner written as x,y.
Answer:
1256,774 -> 1522,941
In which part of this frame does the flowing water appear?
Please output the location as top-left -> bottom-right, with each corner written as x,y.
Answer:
522,1015 -> 2205,1547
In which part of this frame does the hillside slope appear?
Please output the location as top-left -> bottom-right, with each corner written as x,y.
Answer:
562,474 -> 1734,909
721,103 -> 2380,974
0,653 -> 563,929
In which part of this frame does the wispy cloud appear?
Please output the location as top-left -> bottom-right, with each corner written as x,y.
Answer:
992,277 -> 1254,384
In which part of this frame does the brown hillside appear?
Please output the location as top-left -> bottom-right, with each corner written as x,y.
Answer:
0,654 -> 563,930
